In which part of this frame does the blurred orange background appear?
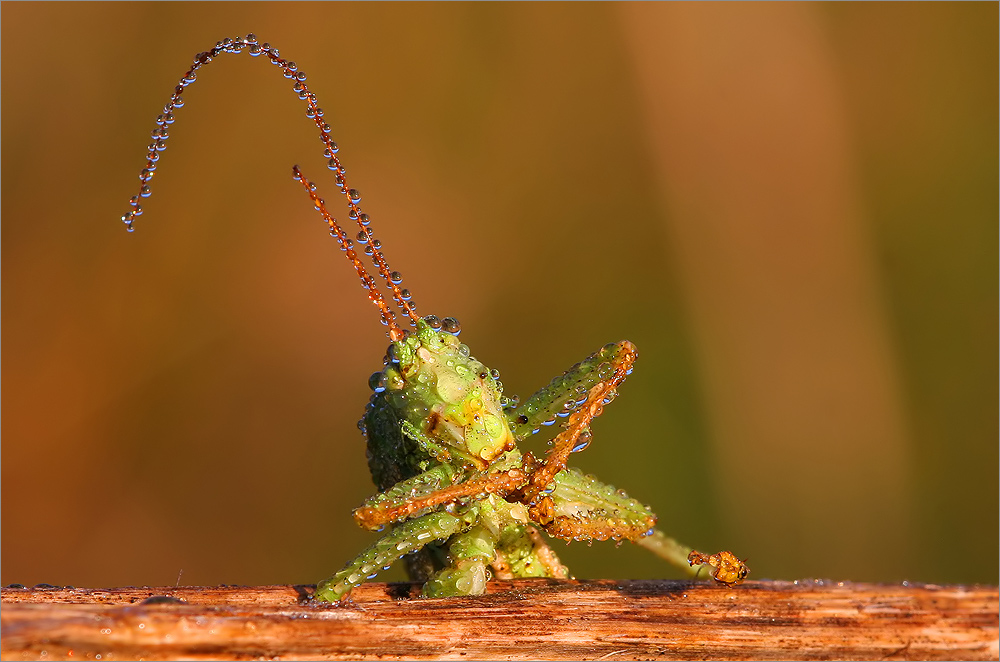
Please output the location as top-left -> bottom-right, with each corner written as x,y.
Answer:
2,3 -> 996,588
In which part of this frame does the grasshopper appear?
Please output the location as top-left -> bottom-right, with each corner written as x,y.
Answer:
122,35 -> 748,603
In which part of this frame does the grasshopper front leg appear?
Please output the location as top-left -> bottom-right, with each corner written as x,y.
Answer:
351,450 -> 528,531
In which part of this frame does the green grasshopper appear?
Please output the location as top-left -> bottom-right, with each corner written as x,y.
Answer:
122,35 -> 749,603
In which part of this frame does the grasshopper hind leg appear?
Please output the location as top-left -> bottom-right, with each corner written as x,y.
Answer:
510,341 -> 749,587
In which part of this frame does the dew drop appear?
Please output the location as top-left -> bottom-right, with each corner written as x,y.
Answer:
441,317 -> 462,335
386,344 -> 400,364
572,430 -> 593,453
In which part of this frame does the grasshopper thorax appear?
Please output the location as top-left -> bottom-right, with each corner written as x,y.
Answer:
369,316 -> 515,470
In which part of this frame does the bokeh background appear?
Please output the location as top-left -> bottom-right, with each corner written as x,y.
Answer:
3,3 -> 996,589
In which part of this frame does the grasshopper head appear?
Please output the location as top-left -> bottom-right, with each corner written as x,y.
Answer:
375,316 -> 515,466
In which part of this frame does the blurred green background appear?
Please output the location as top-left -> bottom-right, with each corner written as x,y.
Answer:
2,3 -> 996,589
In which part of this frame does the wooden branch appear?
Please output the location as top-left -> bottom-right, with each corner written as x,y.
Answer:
2,579 -> 996,661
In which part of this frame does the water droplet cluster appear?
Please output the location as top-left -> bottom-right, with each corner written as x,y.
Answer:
121,35 -> 421,339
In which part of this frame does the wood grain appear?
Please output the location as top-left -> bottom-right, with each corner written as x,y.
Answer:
2,579 -> 997,660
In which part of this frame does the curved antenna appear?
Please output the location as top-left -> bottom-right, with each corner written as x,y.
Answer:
121,34 -> 421,332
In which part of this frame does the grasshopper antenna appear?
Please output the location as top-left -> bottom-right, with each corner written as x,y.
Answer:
292,166 -> 406,341
120,34 -> 422,337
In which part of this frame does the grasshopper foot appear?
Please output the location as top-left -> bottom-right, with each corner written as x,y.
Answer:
688,549 -> 749,587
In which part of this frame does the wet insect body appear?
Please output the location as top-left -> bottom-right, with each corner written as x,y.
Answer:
122,35 -> 749,603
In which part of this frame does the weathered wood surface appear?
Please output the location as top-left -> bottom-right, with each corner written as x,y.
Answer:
1,579 -> 996,661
